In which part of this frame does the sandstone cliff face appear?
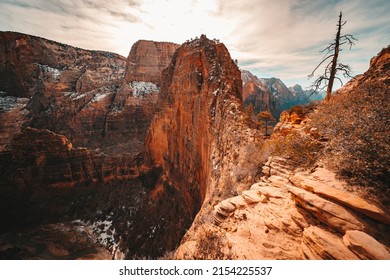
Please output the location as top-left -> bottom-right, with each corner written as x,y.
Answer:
0,33 -> 178,256
0,33 -> 178,155
262,77 -> 310,117
0,32 -> 126,99
0,31 -> 127,152
175,46 -> 390,260
242,72 -> 312,120
115,35 -> 262,258
124,40 -> 180,86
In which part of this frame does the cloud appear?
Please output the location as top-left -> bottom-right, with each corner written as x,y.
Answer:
0,0 -> 389,88
213,0 -> 390,88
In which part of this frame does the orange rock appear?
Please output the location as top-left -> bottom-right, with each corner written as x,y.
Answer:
124,40 -> 180,86
343,230 -> 390,260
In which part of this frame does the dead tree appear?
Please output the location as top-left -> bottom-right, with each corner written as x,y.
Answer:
309,11 -> 357,101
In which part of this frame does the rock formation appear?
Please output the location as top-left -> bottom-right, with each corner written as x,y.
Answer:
241,71 -> 315,120
120,34 -> 260,258
261,77 -> 311,116
1,31 -> 388,260
175,46 -> 390,260
124,40 -> 179,86
0,32 -> 179,258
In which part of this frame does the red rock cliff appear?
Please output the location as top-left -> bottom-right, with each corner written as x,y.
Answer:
124,35 -> 261,258
0,33 -> 178,244
124,40 -> 180,86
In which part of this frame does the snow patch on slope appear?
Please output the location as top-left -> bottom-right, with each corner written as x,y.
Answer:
129,81 -> 158,97
37,64 -> 62,80
73,214 -> 124,259
0,96 -> 28,111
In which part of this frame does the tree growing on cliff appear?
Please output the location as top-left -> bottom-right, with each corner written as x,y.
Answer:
257,111 -> 275,136
308,11 -> 357,101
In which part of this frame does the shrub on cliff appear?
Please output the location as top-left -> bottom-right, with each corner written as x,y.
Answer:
268,130 -> 322,169
310,82 -> 390,204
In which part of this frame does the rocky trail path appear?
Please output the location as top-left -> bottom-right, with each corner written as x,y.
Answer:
209,156 -> 390,259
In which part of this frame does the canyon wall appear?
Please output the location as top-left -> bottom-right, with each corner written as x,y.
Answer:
175,46 -> 390,260
0,32 -> 177,238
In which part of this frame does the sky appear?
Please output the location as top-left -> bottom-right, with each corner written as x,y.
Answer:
0,0 -> 389,89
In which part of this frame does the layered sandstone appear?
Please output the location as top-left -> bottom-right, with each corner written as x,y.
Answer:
124,40 -> 180,86
0,32 -> 179,155
176,147 -> 389,260
0,33 -> 178,258
120,35 -> 262,258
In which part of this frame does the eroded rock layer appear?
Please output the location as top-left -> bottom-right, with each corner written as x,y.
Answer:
0,32 -> 180,258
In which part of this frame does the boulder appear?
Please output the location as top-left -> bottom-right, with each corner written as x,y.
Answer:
343,230 -> 390,260
302,226 -> 359,260
288,185 -> 365,233
291,172 -> 390,225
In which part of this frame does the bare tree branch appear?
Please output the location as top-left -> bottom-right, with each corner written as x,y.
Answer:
308,55 -> 333,77
334,76 -> 344,86
308,11 -> 357,101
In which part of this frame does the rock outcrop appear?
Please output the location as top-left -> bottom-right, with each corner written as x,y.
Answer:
1,31 -> 388,260
0,33 -> 180,155
127,35 -> 260,257
176,151 -> 389,260
0,33 -> 179,258
175,46 -> 390,259
124,40 -> 180,86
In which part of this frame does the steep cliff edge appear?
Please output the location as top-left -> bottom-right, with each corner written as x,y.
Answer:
116,35 -> 262,258
0,33 -> 179,258
175,46 -> 390,260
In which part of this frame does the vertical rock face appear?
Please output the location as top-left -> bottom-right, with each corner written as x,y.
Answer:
241,71 -> 313,120
0,32 -> 126,99
0,31 -> 128,152
0,33 -> 178,248
144,35 -> 243,205
0,32 -> 179,156
137,35 -> 261,258
175,46 -> 390,260
124,40 -> 180,86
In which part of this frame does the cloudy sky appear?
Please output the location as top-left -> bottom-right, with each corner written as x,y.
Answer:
1,0 -> 389,88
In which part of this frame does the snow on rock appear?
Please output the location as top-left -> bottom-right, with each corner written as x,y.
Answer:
91,92 -> 111,102
69,92 -> 86,100
37,64 -> 62,80
128,81 -> 159,97
72,214 -> 124,259
0,96 -> 28,111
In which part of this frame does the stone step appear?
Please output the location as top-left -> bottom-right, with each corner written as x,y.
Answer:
290,173 -> 390,225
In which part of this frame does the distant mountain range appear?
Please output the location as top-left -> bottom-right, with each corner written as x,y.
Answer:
242,70 -> 324,119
